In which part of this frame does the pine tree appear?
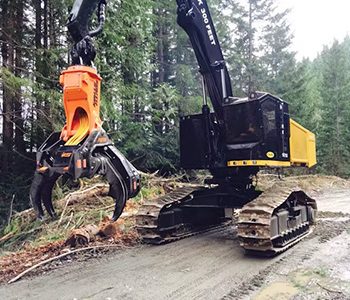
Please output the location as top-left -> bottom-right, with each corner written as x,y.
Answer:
317,40 -> 350,176
226,0 -> 295,96
259,6 -> 295,94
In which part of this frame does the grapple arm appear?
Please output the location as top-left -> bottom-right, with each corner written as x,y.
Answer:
68,0 -> 107,66
30,0 -> 141,222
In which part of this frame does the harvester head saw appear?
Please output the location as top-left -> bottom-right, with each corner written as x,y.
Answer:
30,0 -> 141,221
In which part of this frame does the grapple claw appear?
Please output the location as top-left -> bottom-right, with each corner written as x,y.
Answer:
31,130 -> 140,224
96,155 -> 128,222
30,171 -> 59,220
30,16 -> 141,225
41,174 -> 60,218
30,172 -> 46,220
92,144 -> 140,222
110,184 -> 127,222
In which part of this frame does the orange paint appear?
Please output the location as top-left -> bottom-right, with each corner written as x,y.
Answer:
76,159 -> 82,169
60,66 -> 103,143
61,152 -> 72,158
97,137 -> 108,144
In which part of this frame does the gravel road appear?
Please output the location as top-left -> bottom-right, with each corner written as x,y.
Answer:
1,189 -> 349,300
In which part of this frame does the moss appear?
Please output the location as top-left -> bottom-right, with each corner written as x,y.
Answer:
3,218 -> 21,235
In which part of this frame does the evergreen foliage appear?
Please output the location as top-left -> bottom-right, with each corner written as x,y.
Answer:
1,0 -> 350,228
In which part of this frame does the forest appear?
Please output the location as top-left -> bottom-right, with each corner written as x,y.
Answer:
0,0 -> 350,229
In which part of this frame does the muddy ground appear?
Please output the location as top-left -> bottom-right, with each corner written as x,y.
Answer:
0,188 -> 350,300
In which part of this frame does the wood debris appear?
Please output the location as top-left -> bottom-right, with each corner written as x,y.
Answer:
65,224 -> 99,247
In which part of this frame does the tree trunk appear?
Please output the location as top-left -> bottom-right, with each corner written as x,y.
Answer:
1,0 -> 15,172
33,0 -> 43,150
14,0 -> 25,154
248,0 -> 253,96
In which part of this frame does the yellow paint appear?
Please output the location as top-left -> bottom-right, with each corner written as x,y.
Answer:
266,151 -> 275,159
65,111 -> 89,146
227,118 -> 317,169
289,119 -> 317,168
227,160 -> 291,167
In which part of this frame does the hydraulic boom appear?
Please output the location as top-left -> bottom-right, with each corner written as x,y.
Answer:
177,0 -> 233,120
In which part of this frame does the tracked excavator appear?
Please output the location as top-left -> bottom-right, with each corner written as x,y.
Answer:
135,0 -> 318,255
30,0 -> 141,222
30,0 -> 317,255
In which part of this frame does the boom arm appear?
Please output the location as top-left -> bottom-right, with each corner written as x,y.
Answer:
67,0 -> 107,66
176,0 -> 233,120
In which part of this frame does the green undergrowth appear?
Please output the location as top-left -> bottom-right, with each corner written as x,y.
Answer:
0,175 -> 165,256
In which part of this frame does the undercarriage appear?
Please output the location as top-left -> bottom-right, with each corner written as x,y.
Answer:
136,177 -> 317,255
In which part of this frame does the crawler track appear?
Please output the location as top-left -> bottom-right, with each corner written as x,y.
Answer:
136,186 -> 228,244
136,182 -> 317,255
238,182 -> 317,255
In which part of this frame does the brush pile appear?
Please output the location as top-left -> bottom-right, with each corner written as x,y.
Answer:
0,173 -> 183,283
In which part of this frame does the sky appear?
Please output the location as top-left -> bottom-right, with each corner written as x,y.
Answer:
280,0 -> 350,60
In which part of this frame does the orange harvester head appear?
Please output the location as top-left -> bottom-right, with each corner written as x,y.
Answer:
60,65 -> 102,142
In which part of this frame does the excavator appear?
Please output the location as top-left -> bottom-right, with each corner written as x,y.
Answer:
136,0 -> 318,255
30,0 -> 317,256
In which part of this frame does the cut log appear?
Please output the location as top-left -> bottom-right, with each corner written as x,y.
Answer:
61,185 -> 109,206
98,219 -> 126,238
65,225 -> 99,247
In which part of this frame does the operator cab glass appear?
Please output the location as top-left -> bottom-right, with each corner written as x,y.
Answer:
220,94 -> 290,163
262,99 -> 278,141
224,101 -> 262,144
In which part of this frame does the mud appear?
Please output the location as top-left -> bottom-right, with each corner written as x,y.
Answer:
1,188 -> 350,300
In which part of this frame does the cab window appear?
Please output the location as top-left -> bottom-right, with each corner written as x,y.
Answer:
224,102 -> 261,144
261,100 -> 277,140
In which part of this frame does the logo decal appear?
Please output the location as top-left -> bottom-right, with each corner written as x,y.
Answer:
266,152 -> 275,159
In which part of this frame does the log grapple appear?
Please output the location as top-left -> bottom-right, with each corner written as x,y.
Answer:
30,0 -> 141,221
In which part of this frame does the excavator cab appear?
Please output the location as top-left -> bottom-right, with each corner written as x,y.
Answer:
180,92 -> 316,170
224,93 -> 316,168
224,93 -> 291,165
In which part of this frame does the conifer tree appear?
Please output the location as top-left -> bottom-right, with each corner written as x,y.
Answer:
317,40 -> 350,176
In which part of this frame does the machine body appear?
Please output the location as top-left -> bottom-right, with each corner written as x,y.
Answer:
175,0 -> 316,177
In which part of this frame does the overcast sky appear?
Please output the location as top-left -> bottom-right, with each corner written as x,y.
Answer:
280,0 -> 350,60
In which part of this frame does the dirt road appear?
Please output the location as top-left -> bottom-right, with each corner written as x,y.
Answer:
1,189 -> 350,300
